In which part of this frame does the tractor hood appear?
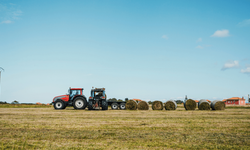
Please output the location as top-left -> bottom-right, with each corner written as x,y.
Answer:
53,95 -> 69,102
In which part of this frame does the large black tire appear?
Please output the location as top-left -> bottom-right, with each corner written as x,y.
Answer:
73,97 -> 87,109
54,100 -> 66,110
111,103 -> 119,110
88,101 -> 93,110
119,103 -> 126,110
102,101 -> 108,110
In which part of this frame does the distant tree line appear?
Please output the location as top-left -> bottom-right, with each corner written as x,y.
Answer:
0,101 -> 8,104
107,98 -> 126,102
0,101 -> 39,105
0,100 -> 20,104
175,100 -> 184,104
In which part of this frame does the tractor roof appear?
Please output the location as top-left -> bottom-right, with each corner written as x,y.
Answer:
91,88 -> 105,92
70,88 -> 83,90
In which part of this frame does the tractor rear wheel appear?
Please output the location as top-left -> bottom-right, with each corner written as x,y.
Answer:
119,103 -> 126,110
88,101 -> 93,110
54,100 -> 66,109
73,97 -> 87,109
102,101 -> 108,110
111,103 -> 119,110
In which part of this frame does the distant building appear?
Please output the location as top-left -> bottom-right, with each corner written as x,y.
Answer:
206,100 -> 211,103
133,99 -> 142,102
223,97 -> 245,105
194,100 -> 199,104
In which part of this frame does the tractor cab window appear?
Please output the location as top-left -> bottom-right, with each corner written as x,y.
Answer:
70,90 -> 81,98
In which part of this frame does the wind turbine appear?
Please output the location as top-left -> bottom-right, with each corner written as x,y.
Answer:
0,67 -> 4,101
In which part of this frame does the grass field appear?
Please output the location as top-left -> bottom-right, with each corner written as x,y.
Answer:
0,104 -> 52,108
0,107 -> 250,150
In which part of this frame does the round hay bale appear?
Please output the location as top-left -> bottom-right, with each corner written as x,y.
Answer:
152,101 -> 163,110
137,101 -> 149,110
211,100 -> 225,110
164,100 -> 177,110
184,99 -> 196,110
125,100 -> 137,110
198,100 -> 210,110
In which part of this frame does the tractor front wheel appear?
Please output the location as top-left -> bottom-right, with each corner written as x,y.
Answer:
54,100 -> 66,109
73,97 -> 87,109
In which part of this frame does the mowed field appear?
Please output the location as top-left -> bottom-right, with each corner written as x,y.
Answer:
0,106 -> 250,150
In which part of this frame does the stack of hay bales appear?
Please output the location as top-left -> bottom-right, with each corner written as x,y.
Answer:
152,101 -> 163,110
125,100 -> 137,110
137,101 -> 149,110
198,100 -> 210,110
211,100 -> 225,110
164,100 -> 177,110
184,99 -> 196,110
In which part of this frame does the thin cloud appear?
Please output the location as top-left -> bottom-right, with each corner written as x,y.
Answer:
221,60 -> 239,71
0,4 -> 22,24
211,29 -> 230,37
242,58 -> 249,61
162,35 -> 168,40
196,45 -> 211,49
241,67 -> 250,73
238,19 -> 250,27
196,45 -> 203,49
196,38 -> 202,42
1,20 -> 12,24
12,10 -> 22,19
241,65 -> 250,75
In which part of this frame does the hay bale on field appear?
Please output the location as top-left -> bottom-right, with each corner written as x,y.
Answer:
211,100 -> 225,110
184,99 -> 196,110
152,101 -> 163,110
164,100 -> 177,110
137,101 -> 149,110
125,100 -> 137,110
198,100 -> 210,110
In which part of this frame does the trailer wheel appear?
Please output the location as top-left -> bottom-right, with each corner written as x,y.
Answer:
73,97 -> 87,109
111,103 -> 119,110
102,101 -> 108,110
119,103 -> 126,110
54,100 -> 66,109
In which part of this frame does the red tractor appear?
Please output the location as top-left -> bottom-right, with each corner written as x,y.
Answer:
52,88 -> 87,109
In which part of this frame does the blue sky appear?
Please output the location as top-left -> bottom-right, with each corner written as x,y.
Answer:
0,0 -> 250,103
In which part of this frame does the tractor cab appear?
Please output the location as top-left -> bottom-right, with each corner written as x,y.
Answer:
69,88 -> 83,100
90,88 -> 106,99
88,88 -> 108,110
